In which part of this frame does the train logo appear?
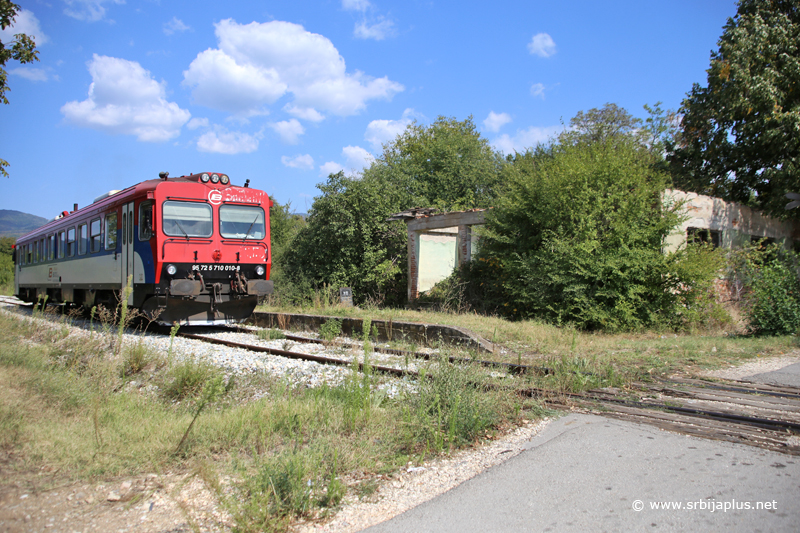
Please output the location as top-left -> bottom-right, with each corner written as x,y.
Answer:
208,189 -> 223,205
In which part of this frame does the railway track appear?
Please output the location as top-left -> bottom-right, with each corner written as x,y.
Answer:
178,327 -> 800,455
2,296 -> 799,455
532,378 -> 800,455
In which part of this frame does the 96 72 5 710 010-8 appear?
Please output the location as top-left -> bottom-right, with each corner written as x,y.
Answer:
13,171 -> 274,325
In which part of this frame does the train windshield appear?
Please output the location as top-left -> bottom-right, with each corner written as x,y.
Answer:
219,205 -> 265,240
162,201 -> 213,238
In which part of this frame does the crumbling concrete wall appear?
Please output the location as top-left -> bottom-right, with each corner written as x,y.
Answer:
664,190 -> 800,252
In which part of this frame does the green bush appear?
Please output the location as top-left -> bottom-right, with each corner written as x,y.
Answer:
403,361 -> 502,452
161,357 -> 224,401
739,246 -> 800,336
465,138 -> 718,331
318,319 -> 342,342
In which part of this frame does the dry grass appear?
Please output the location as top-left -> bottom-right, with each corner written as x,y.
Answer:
257,302 -> 799,383
0,306 -> 530,532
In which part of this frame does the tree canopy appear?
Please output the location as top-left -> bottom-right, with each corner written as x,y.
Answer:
669,0 -> 800,219
471,137 -> 690,331
282,116 -> 503,306
1,0 -> 40,177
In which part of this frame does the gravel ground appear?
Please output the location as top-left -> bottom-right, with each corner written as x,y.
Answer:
0,303 -> 437,398
700,351 -> 800,381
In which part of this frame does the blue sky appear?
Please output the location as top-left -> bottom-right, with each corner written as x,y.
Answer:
2,0 -> 736,219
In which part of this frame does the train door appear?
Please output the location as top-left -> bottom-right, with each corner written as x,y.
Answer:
121,202 -> 135,305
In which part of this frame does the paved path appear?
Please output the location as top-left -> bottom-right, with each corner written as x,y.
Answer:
365,364 -> 800,533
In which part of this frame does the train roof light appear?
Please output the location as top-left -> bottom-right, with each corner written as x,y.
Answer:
200,173 -> 210,183
220,174 -> 230,185
210,173 -> 220,184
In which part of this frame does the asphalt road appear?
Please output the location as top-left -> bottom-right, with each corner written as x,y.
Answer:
365,364 -> 800,533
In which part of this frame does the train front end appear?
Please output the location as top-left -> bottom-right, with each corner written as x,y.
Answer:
144,172 -> 273,325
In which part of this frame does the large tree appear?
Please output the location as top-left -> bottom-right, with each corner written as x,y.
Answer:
1,1 -> 40,177
669,0 -> 800,219
283,116 -> 504,306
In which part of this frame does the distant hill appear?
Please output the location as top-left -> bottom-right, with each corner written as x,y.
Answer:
0,210 -> 49,238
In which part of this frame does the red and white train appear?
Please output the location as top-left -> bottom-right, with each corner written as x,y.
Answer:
14,171 -> 273,325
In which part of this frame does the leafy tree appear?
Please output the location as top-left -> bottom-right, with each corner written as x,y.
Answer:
283,172 -> 408,306
363,115 -> 504,210
466,136 -> 718,331
283,116 -> 504,306
559,103 -> 645,146
669,0 -> 800,219
1,1 -> 40,177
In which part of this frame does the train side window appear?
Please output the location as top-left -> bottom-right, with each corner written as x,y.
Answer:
105,213 -> 118,251
33,242 -> 38,263
139,201 -> 153,240
57,231 -> 65,259
122,212 -> 127,246
38,239 -> 43,262
19,244 -> 24,265
27,244 -> 32,264
90,219 -> 101,252
66,227 -> 76,257
47,235 -> 54,260
78,224 -> 88,255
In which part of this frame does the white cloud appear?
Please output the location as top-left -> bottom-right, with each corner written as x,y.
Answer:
183,19 -> 404,116
354,18 -> 395,40
492,125 -> 562,155
10,67 -> 48,82
270,119 -> 304,144
483,111 -> 512,133
530,83 -> 545,99
63,0 -> 125,22
0,8 -> 48,45
320,161 -> 344,177
197,127 -> 258,154
61,54 -> 190,142
283,104 -> 325,122
186,117 -> 209,130
528,33 -> 556,58
343,145 -> 374,172
281,154 -> 315,170
364,108 -> 417,151
342,0 -> 371,12
163,17 -> 190,36
183,48 -> 286,115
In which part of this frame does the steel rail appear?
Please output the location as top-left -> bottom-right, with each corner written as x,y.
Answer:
177,331 -> 414,378
231,326 -> 541,375
523,386 -> 800,434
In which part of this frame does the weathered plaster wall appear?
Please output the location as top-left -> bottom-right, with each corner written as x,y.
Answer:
418,231 -> 457,292
664,189 -> 800,252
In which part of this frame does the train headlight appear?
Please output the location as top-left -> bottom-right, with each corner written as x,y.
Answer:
255,265 -> 265,276
220,174 -> 230,185
210,173 -> 220,184
167,264 -> 177,276
200,173 -> 210,183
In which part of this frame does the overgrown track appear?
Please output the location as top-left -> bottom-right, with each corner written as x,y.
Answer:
3,296 -> 798,455
173,324 -> 539,376
532,378 -> 800,455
